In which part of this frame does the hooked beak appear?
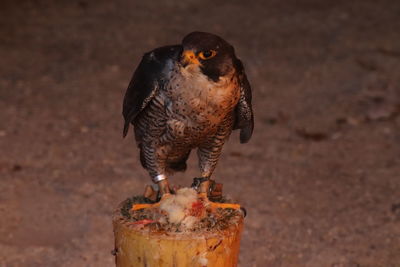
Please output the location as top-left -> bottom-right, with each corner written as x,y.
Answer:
181,50 -> 201,67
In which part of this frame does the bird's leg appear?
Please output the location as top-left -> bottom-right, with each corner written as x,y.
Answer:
158,179 -> 171,196
191,176 -> 211,199
198,177 -> 210,196
131,176 -> 172,211
194,121 -> 242,212
194,176 -> 241,212
132,143 -> 174,211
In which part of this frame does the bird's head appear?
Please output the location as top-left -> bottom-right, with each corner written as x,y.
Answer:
180,32 -> 236,82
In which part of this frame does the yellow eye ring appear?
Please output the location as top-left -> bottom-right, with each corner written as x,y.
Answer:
198,50 -> 217,60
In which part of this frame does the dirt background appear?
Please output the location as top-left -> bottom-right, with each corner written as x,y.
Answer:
1,0 -> 400,266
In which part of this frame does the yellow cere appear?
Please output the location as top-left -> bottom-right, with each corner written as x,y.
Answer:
182,50 -> 201,65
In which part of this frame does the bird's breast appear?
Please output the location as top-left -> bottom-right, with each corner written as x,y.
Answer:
166,66 -> 240,129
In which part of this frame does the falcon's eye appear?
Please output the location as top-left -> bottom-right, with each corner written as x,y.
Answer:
198,50 -> 217,60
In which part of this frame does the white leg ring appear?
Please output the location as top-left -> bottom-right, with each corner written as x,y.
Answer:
153,174 -> 167,183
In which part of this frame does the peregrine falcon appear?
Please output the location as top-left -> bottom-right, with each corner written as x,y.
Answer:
123,32 -> 254,204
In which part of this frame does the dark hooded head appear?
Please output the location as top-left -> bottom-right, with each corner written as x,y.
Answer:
180,32 -> 237,82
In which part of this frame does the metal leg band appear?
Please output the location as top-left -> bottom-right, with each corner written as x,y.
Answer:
191,177 -> 210,189
153,174 -> 167,183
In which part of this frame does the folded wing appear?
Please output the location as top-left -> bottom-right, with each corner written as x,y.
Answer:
233,59 -> 254,143
122,45 -> 182,137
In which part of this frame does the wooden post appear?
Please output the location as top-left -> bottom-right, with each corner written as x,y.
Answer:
113,198 -> 244,267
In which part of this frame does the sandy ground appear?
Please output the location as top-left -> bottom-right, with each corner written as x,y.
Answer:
1,0 -> 400,266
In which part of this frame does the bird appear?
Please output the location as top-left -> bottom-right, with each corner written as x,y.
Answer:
122,32 -> 254,209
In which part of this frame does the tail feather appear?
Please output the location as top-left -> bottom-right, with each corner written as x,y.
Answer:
166,161 -> 188,173
123,121 -> 130,138
166,151 -> 191,173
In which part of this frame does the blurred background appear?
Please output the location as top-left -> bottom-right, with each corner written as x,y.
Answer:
1,0 -> 399,266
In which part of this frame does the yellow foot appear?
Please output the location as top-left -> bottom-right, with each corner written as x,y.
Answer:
197,193 -> 242,213
207,202 -> 241,211
131,193 -> 171,211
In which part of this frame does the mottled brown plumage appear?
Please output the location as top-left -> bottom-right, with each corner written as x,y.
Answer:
123,32 -> 254,196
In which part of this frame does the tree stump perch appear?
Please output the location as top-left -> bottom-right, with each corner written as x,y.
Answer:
113,189 -> 244,267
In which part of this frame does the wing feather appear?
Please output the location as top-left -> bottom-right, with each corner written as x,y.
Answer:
233,59 -> 254,143
122,45 -> 182,137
